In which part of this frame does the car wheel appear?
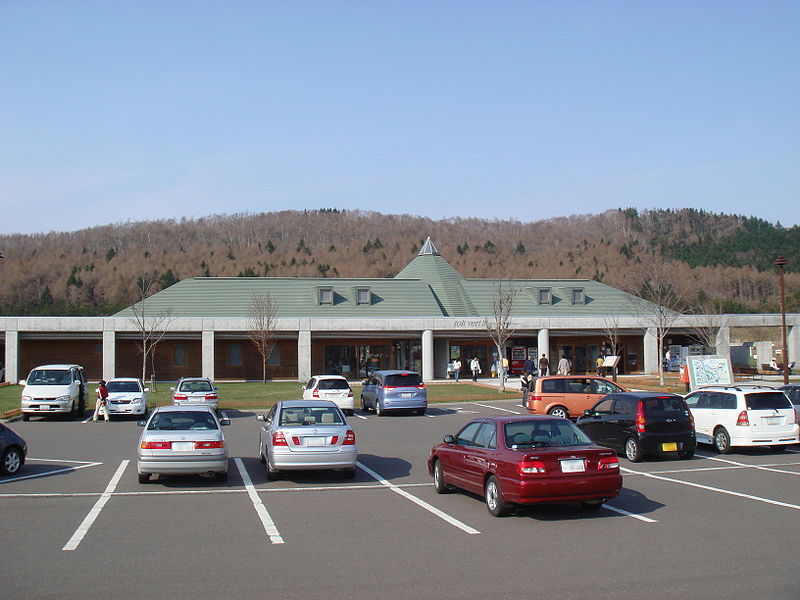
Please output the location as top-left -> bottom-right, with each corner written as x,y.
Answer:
361,396 -> 367,412
22,413 -> 30,422
416,408 -> 426,416
582,499 -> 605,511
678,445 -> 696,459
624,437 -> 643,462
375,401 -> 384,416
342,468 -> 356,479
714,427 -> 732,454
485,476 -> 509,517
1,446 -> 23,476
547,406 -> 569,419
215,471 -> 228,483
137,472 -> 150,484
345,409 -> 354,416
266,459 -> 281,481
433,460 -> 451,494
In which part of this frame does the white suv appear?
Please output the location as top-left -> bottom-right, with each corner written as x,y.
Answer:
684,385 -> 799,453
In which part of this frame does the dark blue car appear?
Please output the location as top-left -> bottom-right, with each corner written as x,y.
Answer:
1,422 -> 27,476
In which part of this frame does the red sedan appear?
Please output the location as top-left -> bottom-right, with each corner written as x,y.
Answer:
428,416 -> 622,517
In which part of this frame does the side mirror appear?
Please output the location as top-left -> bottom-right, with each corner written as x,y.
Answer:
219,419 -> 231,426
583,409 -> 592,417
362,379 -> 369,386
170,387 -> 175,392
136,420 -> 146,427
443,434 -> 455,444
19,380 -> 26,386
256,414 -> 266,422
143,388 -> 150,393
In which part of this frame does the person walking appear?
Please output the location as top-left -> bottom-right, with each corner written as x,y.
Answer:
596,355 -> 604,376
519,371 -> 533,408
501,356 -> 509,383
538,354 -> 549,377
452,357 -> 462,382
557,355 -> 571,376
470,356 -> 481,382
92,379 -> 109,422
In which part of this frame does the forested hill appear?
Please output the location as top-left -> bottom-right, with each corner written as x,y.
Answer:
1,208 -> 798,316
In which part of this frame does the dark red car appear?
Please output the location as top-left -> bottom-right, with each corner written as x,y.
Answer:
428,416 -> 622,517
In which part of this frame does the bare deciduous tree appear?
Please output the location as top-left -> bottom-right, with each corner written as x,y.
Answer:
484,281 -> 518,392
601,313 -> 622,382
628,262 -> 688,386
247,293 -> 279,383
688,298 -> 729,355
129,273 -> 173,389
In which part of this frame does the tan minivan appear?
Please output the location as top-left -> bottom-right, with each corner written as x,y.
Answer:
526,376 -> 627,419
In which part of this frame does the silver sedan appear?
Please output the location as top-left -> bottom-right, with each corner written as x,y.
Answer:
257,400 -> 357,480
137,406 -> 230,484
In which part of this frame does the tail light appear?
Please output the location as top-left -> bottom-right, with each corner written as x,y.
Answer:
688,410 -> 695,429
347,390 -> 353,398
736,411 -> 750,427
598,456 -> 619,470
636,402 -> 646,433
141,441 -> 171,449
173,394 -> 188,401
272,431 -> 288,446
312,389 -> 320,398
343,430 -> 356,445
518,459 -> 547,475
416,384 -> 426,390
383,386 -> 397,391
530,394 -> 542,411
205,393 -> 218,400
195,440 -> 224,449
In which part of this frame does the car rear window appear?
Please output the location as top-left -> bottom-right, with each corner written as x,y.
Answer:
541,379 -> 566,393
745,392 -> 792,410
504,420 -> 592,448
385,373 -> 423,387
107,381 -> 141,393
280,407 -> 344,426
148,411 -> 218,430
642,396 -> 687,415
180,380 -> 213,392
318,379 -> 350,391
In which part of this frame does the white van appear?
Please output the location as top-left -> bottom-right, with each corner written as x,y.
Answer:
20,364 -> 86,421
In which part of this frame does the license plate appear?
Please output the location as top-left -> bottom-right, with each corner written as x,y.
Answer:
661,442 -> 678,452
560,459 -> 585,473
763,417 -> 781,425
172,442 -> 194,451
306,437 -> 325,447
401,393 -> 413,398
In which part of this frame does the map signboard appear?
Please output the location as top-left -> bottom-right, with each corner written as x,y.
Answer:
687,355 -> 734,390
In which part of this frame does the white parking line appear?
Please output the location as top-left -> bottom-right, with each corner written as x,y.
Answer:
62,460 -> 128,551
701,455 -> 800,476
603,504 -> 658,523
356,461 -> 480,535
352,413 -> 368,420
0,459 -> 101,485
234,457 -> 285,545
473,403 -> 522,414
621,466 -> 800,511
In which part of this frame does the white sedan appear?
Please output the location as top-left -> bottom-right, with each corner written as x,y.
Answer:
105,378 -> 149,417
301,375 -> 355,415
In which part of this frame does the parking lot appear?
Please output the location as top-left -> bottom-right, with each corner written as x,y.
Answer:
4,398 -> 800,600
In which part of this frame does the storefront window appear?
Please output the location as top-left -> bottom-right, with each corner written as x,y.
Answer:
325,345 -> 357,377
359,345 -> 390,378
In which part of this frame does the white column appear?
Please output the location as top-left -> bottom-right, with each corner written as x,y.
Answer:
422,329 -> 434,382
5,329 -> 18,384
202,330 -> 215,381
102,329 -> 116,381
788,326 -> 799,369
298,330 -> 311,382
537,328 -> 549,371
643,328 -> 659,374
715,326 -> 731,362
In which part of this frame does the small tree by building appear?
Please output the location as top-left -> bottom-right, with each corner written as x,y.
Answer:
247,293 -> 278,383
129,272 -> 173,389
484,281 -> 517,392
601,313 -> 622,382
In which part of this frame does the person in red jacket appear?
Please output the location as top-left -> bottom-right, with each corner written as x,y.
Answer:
93,379 -> 109,422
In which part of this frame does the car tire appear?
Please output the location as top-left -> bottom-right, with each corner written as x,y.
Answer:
485,476 -> 509,517
361,396 -> 367,412
345,409 -> 354,416
433,460 -> 451,494
547,406 -> 569,419
1,446 -> 24,476
582,499 -> 605,511
624,437 -> 643,462
375,401 -> 384,416
678,446 -> 696,460
138,472 -> 150,484
22,413 -> 30,422
266,459 -> 281,481
416,408 -> 426,416
259,446 -> 267,464
714,427 -> 732,454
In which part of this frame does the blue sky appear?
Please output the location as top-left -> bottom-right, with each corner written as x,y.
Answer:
2,1 -> 798,234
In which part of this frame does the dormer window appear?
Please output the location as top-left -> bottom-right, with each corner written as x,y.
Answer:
571,288 -> 585,305
356,287 -> 371,305
318,287 -> 333,305
538,288 -> 552,305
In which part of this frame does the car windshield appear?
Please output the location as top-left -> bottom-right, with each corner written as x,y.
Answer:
746,392 -> 792,410
27,370 -> 71,385
107,381 -> 141,393
180,380 -> 213,392
385,373 -> 422,387
147,411 -> 218,431
504,420 -> 592,448
280,406 -> 344,426
318,379 -> 350,391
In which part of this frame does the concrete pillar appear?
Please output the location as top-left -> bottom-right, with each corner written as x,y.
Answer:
5,329 -> 18,384
789,326 -> 799,370
537,328 -> 549,373
422,329 -> 434,382
202,330 -> 215,381
298,330 -> 311,382
715,326 -> 731,362
102,329 -> 116,381
643,328 -> 659,374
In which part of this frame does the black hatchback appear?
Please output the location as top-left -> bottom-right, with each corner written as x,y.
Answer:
0,422 -> 27,476
576,392 -> 696,462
